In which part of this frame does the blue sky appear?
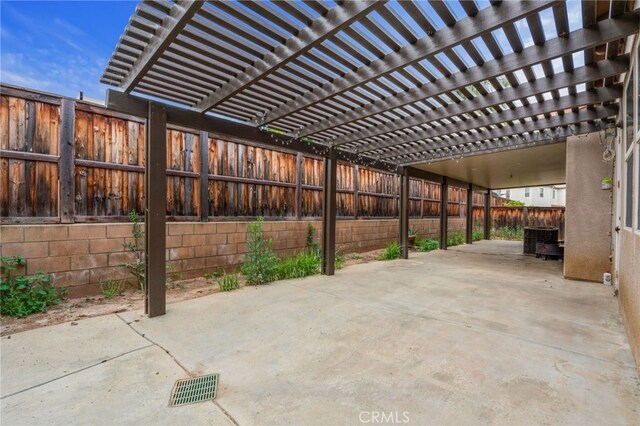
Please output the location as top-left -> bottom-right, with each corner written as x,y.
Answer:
0,0 -> 584,103
1,1 -> 136,100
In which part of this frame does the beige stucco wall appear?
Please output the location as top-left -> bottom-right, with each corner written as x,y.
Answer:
617,230 -> 640,372
564,133 -> 613,281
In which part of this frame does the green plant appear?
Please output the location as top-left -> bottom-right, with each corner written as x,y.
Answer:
204,271 -> 223,281
276,251 -> 322,280
165,263 -> 183,289
305,223 -> 321,255
504,200 -> 525,207
491,225 -> 524,241
218,273 -> 240,292
446,232 -> 465,247
0,256 -> 66,317
241,217 -> 278,285
122,210 -> 145,291
472,229 -> 484,242
334,250 -> 345,270
408,226 -> 418,237
415,238 -> 439,252
100,279 -> 125,299
380,241 -> 402,260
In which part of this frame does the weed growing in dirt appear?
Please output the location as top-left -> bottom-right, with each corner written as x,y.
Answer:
100,279 -> 125,299
218,273 -> 240,292
447,232 -> 466,247
380,241 -> 402,260
0,256 -> 66,317
415,238 -> 439,252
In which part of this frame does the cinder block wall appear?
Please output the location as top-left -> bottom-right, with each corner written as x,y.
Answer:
0,218 -> 465,298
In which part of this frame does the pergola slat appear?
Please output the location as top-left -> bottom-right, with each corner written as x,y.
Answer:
382,104 -> 618,160
193,0 -> 386,112
103,0 -> 204,91
336,57 -> 628,149
364,85 -> 621,157
264,1 -> 558,126
297,15 -> 638,138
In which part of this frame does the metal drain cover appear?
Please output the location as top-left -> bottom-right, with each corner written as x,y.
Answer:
169,373 -> 218,407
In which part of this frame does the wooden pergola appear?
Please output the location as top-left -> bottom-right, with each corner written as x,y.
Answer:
101,0 -> 639,316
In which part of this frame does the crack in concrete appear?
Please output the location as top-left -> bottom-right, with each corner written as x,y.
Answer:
115,314 -> 241,426
0,343 -> 154,400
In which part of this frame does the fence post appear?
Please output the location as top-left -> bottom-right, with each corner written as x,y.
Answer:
440,177 -> 448,250
484,189 -> 491,240
522,206 -> 528,229
199,131 -> 209,221
353,165 -> 359,219
295,152 -> 303,220
420,180 -> 425,219
145,102 -> 167,317
59,99 -> 75,223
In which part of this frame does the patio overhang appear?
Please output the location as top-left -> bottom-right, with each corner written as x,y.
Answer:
99,0 -> 640,316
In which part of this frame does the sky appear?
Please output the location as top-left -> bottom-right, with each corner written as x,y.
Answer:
0,0 -> 584,103
1,0 -> 136,100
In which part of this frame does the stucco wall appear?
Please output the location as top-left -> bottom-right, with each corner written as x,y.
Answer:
564,133 -> 613,281
0,218 -> 465,298
617,230 -> 640,372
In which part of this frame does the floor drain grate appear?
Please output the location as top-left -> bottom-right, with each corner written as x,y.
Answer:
169,373 -> 218,407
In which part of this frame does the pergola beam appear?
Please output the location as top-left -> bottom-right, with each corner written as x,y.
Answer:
265,0 -> 558,127
118,1 -> 204,92
399,122 -> 600,166
105,89 -> 400,173
194,0 -> 386,112
382,103 -> 618,160
298,15 -> 638,138
334,57 -> 628,148
375,86 -> 621,158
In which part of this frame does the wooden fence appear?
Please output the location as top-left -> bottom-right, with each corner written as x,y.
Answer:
1,92 -> 478,224
472,206 -> 566,239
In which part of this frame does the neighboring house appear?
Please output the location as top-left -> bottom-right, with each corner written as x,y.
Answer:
498,185 -> 566,207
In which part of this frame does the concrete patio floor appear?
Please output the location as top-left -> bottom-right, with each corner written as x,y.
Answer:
1,240 -> 638,425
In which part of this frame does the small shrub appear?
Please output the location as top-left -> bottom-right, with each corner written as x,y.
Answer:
276,251 -> 321,280
415,238 -> 439,252
504,200 -> 525,207
472,229 -> 484,242
447,232 -> 465,247
380,241 -> 402,260
218,273 -> 240,292
241,217 -> 278,285
122,210 -> 145,291
100,279 -> 125,299
0,256 -> 66,318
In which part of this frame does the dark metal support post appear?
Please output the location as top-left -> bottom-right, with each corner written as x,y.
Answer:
465,183 -> 473,244
59,99 -> 75,224
439,177 -> 448,250
199,131 -> 209,221
484,189 -> 491,240
145,102 -> 167,317
321,149 -> 337,275
399,169 -> 409,259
